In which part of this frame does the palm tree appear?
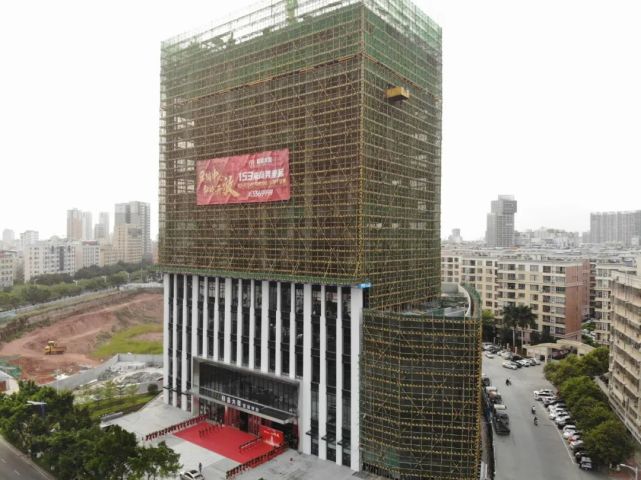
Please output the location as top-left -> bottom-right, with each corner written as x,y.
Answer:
501,304 -> 537,352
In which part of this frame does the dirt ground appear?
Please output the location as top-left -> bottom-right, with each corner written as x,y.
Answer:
0,292 -> 162,384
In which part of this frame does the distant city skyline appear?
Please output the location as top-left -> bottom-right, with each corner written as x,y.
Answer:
1,0 -> 640,240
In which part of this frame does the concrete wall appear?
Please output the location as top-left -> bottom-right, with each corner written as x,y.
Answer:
47,353 -> 163,391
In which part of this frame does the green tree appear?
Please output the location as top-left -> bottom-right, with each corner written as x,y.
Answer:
558,375 -> 606,409
580,347 -> 610,377
501,304 -> 537,351
0,291 -> 21,310
545,354 -> 583,385
102,380 -> 118,403
481,309 -> 496,342
125,384 -> 139,398
20,284 -> 51,304
85,425 -> 139,479
132,442 -> 181,480
583,419 -> 634,466
577,403 -> 616,431
108,271 -> 129,287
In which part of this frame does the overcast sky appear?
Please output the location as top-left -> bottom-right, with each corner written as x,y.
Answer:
1,0 -> 639,241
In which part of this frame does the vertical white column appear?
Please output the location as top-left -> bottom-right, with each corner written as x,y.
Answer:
172,275 -> 178,407
275,282 -> 282,375
224,278 -> 232,364
202,277 -> 209,358
181,275 -> 188,411
249,280 -> 256,369
190,275 -> 199,411
302,283 -> 312,454
162,273 -> 170,404
289,283 -> 296,379
319,285 -> 327,459
261,280 -> 269,373
213,278 -> 220,361
191,275 -> 199,355
335,287 -> 343,464
236,279 -> 243,366
350,287 -> 363,470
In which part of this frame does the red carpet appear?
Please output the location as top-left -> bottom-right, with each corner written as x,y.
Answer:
174,422 -> 274,463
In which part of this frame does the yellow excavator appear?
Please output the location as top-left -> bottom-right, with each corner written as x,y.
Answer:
43,340 -> 67,355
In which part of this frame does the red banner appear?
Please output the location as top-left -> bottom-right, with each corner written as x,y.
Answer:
259,425 -> 285,447
196,149 -> 290,205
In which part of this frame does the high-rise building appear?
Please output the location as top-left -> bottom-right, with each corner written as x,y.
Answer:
2,229 -> 15,248
67,209 -> 84,241
113,224 -> 143,264
590,210 -> 641,246
609,272 -> 641,445
158,2 -> 479,479
94,212 -> 110,241
485,195 -> 517,247
115,202 -> 150,259
20,230 -> 39,248
82,211 -> 93,241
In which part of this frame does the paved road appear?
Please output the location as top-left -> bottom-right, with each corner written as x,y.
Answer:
483,356 -> 606,480
0,436 -> 52,479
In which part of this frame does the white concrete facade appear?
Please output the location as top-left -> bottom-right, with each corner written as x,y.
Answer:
164,273 -> 363,470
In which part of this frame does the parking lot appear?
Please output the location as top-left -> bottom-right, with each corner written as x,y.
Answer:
483,354 -> 607,480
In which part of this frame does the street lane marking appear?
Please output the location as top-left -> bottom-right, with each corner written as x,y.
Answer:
553,420 -> 575,461
14,469 -> 21,476
1,457 -> 6,463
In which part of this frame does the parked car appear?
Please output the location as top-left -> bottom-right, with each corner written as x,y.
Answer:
533,389 -> 554,400
484,352 -> 496,359
579,456 -> 593,471
180,471 -> 204,480
556,416 -> 573,428
542,396 -> 560,406
500,351 -> 513,360
574,450 -> 589,463
516,359 -> 531,367
568,432 -> 583,442
526,357 -> 540,365
502,361 -> 518,370
570,439 -> 585,451
562,424 -> 577,433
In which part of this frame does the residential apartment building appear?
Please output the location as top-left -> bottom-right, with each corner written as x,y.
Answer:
67,209 -> 84,241
2,229 -> 15,249
485,195 -> 517,247
75,241 -> 101,270
23,240 -> 76,282
20,230 -> 39,248
99,243 -> 119,267
442,250 -> 590,339
608,272 -> 641,445
591,262 -> 636,344
94,212 -> 110,241
113,224 -> 142,264
0,251 -> 16,288
591,210 -> 641,246
115,201 -> 150,259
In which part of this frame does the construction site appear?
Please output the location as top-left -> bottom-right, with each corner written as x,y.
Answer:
159,0 -> 441,310
0,291 -> 162,383
158,0 -> 480,478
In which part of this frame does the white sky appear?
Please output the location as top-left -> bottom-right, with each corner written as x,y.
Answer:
0,0 -> 639,241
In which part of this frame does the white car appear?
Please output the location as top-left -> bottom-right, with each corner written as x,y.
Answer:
180,471 -> 204,480
533,389 -> 554,400
516,359 -> 530,367
484,352 -> 496,359
563,429 -> 578,439
502,361 -> 518,370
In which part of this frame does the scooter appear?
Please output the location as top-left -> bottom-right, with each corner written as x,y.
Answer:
531,406 -> 536,415
533,416 -> 538,426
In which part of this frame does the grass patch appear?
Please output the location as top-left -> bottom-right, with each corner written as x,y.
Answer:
84,393 -> 157,420
92,323 -> 162,358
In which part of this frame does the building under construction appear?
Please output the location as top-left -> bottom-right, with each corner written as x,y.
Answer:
159,0 -> 480,478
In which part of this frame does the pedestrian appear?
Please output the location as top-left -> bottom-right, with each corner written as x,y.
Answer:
199,462 -> 202,473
